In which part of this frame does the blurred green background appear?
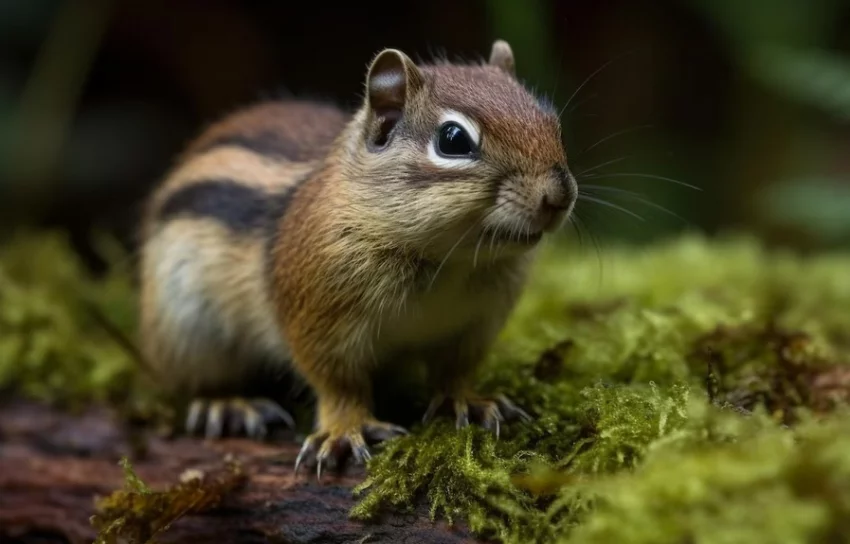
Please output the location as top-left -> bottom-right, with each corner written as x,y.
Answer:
1,0 -> 849,272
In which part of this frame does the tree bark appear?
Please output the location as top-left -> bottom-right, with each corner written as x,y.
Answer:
0,398 -> 480,544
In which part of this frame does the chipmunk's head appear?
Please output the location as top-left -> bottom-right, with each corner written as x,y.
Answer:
343,40 -> 577,261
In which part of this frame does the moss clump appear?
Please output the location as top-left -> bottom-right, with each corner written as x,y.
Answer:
353,382 -> 692,543
351,422 -> 544,540
354,233 -> 850,543
0,231 -> 162,418
561,407 -> 850,544
91,457 -> 247,544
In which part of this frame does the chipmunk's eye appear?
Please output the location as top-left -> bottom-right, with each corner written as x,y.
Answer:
436,122 -> 477,157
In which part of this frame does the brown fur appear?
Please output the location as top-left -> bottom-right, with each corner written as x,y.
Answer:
138,40 -> 578,467
185,99 -> 349,161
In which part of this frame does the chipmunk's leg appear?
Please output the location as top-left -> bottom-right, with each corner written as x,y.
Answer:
292,360 -> 408,478
421,327 -> 533,437
185,397 -> 295,439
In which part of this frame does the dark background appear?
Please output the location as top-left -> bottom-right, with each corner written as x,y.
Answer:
2,0 -> 850,272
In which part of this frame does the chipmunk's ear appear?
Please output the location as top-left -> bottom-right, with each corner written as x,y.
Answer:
488,39 -> 515,76
365,49 -> 424,148
366,49 -> 424,119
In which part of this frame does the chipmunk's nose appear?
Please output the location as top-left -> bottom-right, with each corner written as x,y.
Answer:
536,166 -> 577,232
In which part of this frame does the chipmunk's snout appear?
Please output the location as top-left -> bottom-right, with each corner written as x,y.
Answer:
535,166 -> 577,232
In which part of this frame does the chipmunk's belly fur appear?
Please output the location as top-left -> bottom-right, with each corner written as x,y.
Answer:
374,267 -> 500,358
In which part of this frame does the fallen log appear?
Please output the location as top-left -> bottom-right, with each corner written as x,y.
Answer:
0,398 -> 479,544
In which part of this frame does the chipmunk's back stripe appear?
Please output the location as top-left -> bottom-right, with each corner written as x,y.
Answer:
157,179 -> 293,234
192,131 -> 306,161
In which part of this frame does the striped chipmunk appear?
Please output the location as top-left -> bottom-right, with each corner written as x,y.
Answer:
138,39 -> 578,477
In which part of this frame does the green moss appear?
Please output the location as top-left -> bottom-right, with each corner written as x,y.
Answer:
353,383 -> 693,543
351,423 -> 547,541
354,233 -> 850,543
560,407 -> 850,544
4,229 -> 850,543
0,230 -> 162,417
91,456 -> 246,544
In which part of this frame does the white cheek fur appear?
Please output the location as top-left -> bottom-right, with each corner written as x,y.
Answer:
426,109 -> 481,169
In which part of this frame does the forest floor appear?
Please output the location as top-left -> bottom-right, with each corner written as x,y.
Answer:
2,230 -> 850,544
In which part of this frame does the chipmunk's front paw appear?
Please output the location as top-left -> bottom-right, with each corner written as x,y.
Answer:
185,397 -> 295,439
294,419 -> 408,479
422,392 -> 532,438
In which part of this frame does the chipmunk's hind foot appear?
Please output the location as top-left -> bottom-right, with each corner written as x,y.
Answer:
185,397 -> 295,440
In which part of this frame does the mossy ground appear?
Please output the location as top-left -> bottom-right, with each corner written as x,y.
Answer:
2,229 -> 850,543
0,231 -> 163,417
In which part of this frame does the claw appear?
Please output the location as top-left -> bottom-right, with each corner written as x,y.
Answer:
186,399 -> 206,435
244,407 -> 266,439
183,397 -> 295,440
477,400 -> 504,439
295,434 -> 321,474
495,394 -> 533,422
314,438 -> 341,481
294,451 -> 305,474
316,442 -> 331,479
205,401 -> 225,438
254,398 -> 296,429
352,443 -> 372,464
363,422 -> 409,442
483,412 -> 502,440
423,392 -> 531,437
231,399 -> 266,439
454,399 -> 470,429
316,453 -> 325,481
422,394 -> 445,424
348,432 -> 372,465
294,419 -> 406,479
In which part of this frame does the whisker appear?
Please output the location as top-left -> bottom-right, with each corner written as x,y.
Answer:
573,212 -> 604,288
578,195 -> 646,222
580,186 -> 691,225
579,124 -> 653,156
498,219 -> 516,260
566,93 -> 599,116
577,156 -> 632,176
428,222 -> 476,290
580,184 -> 643,195
473,207 -> 501,268
568,215 -> 585,249
581,172 -> 702,192
473,229 -> 487,269
560,58 -> 618,120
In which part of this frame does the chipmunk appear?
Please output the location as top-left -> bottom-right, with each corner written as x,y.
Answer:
138,39 -> 577,476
